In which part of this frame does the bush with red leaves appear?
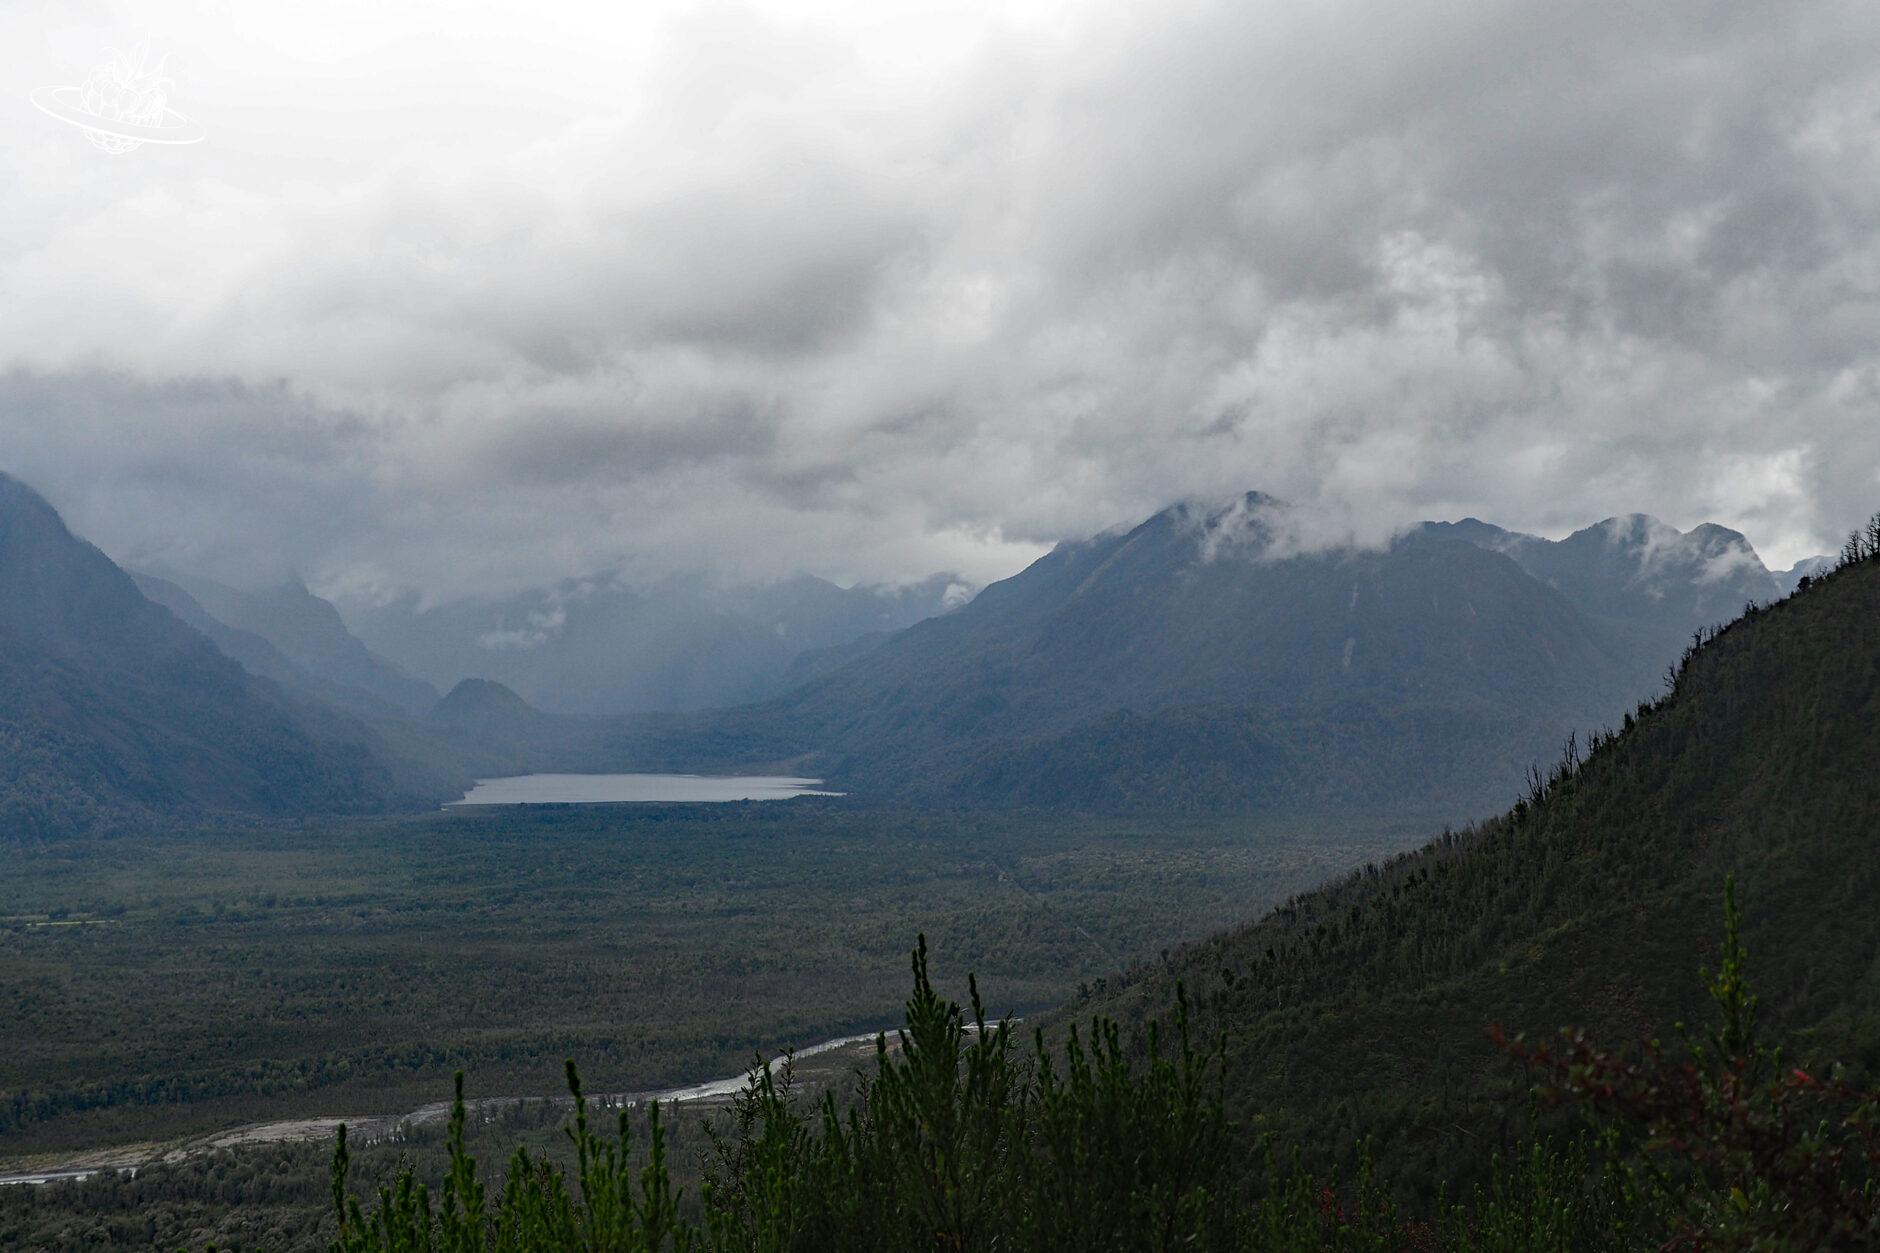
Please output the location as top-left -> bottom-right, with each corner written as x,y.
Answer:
1496,878 -> 1880,1251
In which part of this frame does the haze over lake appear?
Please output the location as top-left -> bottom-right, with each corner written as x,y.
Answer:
448,773 -> 840,806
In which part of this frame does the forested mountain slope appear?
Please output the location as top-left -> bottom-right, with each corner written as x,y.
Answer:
1078,545 -> 1880,1186
0,473 -> 454,837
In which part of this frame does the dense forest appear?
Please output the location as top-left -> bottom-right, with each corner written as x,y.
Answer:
0,804 -> 1412,1154
8,893 -> 1861,1250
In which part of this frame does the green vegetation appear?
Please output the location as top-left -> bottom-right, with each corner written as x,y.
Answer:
1080,516 -> 1880,1195
0,803 -> 1417,1156
13,886 -> 1876,1250
1502,877 -> 1880,1248
311,885 -> 1875,1251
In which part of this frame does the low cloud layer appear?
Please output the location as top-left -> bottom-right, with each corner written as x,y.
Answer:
3,0 -> 1877,599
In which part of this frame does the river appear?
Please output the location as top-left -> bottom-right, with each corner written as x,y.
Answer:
0,1028 -> 885,1187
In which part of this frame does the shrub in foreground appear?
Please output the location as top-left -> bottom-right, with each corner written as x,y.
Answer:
331,886 -> 1876,1250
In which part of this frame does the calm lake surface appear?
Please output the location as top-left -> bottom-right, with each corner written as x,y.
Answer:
448,773 -> 841,806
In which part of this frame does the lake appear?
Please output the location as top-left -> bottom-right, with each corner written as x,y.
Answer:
447,773 -> 841,806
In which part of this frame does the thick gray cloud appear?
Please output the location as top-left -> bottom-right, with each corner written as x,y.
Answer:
1,0 -> 1876,601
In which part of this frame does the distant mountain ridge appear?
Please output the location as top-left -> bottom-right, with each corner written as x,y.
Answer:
148,572 -> 440,716
617,493 -> 1802,815
339,570 -> 973,716
2,468 -> 1834,832
1423,513 -> 1783,679
0,472 -> 455,838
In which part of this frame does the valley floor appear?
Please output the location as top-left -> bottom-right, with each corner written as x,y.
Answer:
0,800 -> 1431,1163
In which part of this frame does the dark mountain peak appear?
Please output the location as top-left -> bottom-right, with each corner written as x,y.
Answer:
1686,521 -> 1751,545
1156,489 -> 1286,529
1221,488 -> 1285,511
1573,514 -> 1772,587
1422,517 -> 1529,550
1577,513 -> 1754,557
432,677 -> 540,725
1567,514 -> 1657,555
1126,490 -> 1292,564
0,468 -> 66,525
1,469 -> 156,650
1684,524 -> 1769,572
268,574 -> 324,605
1588,511 -> 1670,538
1413,510 -> 1786,708
1134,489 -> 1258,524
253,577 -> 355,632
770,571 -> 846,595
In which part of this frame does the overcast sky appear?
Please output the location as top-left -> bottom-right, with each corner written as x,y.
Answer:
3,0 -> 1877,601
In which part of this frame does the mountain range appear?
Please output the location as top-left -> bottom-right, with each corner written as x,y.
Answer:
616,494 -> 1808,815
0,469 -> 1842,833
1424,513 -> 1781,678
0,472 -> 975,835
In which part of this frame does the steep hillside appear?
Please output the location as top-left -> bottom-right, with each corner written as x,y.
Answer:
0,473 -> 453,837
1079,546 -> 1880,1186
131,572 -> 318,696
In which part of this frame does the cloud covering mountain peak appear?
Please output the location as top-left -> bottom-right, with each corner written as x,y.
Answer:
3,0 -> 1876,599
